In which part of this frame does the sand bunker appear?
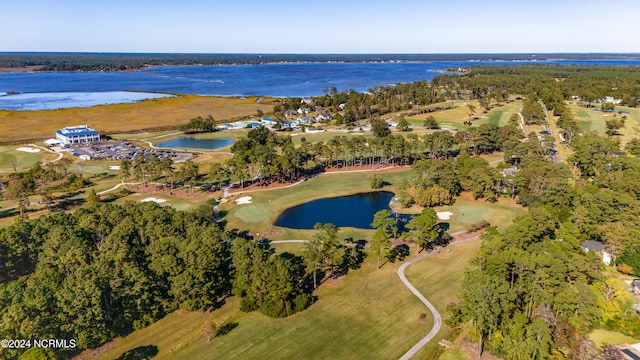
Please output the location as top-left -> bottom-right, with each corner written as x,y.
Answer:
141,197 -> 167,204
16,147 -> 41,153
108,165 -> 121,170
437,211 -> 453,220
235,196 -> 252,204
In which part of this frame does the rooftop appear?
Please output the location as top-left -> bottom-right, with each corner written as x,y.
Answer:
58,125 -> 99,135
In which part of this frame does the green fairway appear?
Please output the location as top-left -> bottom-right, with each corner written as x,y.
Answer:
570,103 -> 640,146
435,193 -> 527,232
570,104 -> 607,134
289,131 -> 371,145
88,300 -> 241,360
0,145 -> 58,173
405,100 -> 522,131
405,240 -> 482,359
233,204 -> 275,223
484,101 -> 522,127
406,100 -> 480,130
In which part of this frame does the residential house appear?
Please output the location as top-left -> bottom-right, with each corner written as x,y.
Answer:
296,116 -> 316,125
602,96 -> 622,104
500,167 -> 519,177
284,109 -> 299,117
316,112 -> 332,122
582,241 -> 612,265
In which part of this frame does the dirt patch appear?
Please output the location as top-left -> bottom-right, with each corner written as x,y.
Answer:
249,228 -> 282,238
459,339 -> 503,360
443,297 -> 460,308
452,228 -> 486,242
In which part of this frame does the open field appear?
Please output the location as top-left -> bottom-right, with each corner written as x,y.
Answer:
0,95 -> 276,144
87,239 -> 485,360
0,145 -> 59,173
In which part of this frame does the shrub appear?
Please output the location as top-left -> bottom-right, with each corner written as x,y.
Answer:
370,174 -> 384,189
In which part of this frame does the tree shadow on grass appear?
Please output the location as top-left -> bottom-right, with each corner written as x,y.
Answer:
215,322 -> 239,337
116,345 -> 159,360
386,244 -> 410,263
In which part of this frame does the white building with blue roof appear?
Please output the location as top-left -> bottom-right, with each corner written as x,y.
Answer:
56,125 -> 100,146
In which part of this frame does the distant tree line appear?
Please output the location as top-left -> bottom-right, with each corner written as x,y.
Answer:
5,53 -> 634,71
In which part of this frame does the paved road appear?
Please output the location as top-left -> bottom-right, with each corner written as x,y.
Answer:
397,235 -> 481,360
538,101 -> 561,164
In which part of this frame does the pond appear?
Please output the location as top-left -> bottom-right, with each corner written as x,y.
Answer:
156,137 -> 235,149
274,191 -> 400,229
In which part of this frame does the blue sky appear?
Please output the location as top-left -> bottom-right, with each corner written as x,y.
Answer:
2,0 -> 639,53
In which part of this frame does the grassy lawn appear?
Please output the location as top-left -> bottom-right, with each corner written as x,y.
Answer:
0,145 -> 58,173
87,300 -> 242,360
405,240 -> 482,359
0,95 -> 276,144
438,345 -> 467,360
589,329 -> 639,348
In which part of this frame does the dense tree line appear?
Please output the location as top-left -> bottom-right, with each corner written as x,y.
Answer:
452,129 -> 640,359
0,202 -> 317,359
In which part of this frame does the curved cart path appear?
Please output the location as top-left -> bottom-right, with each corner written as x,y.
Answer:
267,234 -> 482,360
397,234 -> 481,360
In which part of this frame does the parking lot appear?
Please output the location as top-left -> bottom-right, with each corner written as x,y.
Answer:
66,141 -> 194,163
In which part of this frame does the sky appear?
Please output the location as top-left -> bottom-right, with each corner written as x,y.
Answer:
2,0 -> 640,54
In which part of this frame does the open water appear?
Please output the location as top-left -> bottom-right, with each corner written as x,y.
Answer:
1,59 -> 640,110
274,191 -> 397,229
155,137 -> 234,150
